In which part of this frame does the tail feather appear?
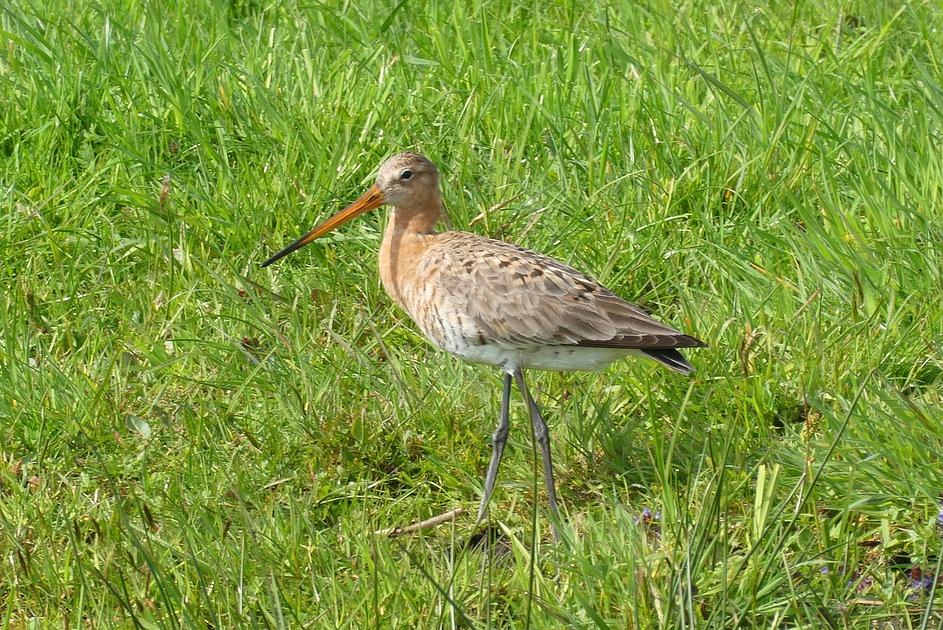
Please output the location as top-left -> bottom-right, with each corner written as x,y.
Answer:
642,349 -> 695,375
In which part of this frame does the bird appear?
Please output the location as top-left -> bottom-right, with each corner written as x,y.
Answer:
262,152 -> 706,537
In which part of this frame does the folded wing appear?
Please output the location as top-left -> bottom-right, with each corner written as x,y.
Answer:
427,232 -> 706,370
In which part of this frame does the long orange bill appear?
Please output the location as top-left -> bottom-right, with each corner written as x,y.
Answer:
261,185 -> 385,267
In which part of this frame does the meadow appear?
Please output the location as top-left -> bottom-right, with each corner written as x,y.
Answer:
1,0 -> 942,626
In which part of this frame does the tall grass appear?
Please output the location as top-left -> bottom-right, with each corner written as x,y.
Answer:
1,0 -> 941,626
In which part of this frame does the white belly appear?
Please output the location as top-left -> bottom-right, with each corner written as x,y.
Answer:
404,293 -> 638,373
440,339 -> 638,373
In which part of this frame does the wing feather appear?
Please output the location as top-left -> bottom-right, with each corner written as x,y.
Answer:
425,232 -> 706,351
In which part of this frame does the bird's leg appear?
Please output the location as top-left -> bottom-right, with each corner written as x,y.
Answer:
513,368 -> 561,538
476,372 -> 512,524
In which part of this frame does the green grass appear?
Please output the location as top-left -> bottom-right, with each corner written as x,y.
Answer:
2,0 -> 942,626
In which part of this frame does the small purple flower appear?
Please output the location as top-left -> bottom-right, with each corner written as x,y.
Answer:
857,575 -> 874,593
907,567 -> 936,600
632,507 -> 662,539
845,568 -> 860,588
916,576 -> 934,591
634,507 -> 653,526
845,568 -> 873,593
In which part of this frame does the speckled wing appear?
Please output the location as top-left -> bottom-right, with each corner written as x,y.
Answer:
427,232 -> 706,351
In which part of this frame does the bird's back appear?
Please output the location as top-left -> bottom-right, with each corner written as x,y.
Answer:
404,231 -> 704,373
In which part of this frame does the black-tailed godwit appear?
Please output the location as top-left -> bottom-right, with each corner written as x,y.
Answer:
263,152 -> 706,537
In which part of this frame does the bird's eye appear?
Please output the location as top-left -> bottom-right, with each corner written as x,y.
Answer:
400,169 -> 413,181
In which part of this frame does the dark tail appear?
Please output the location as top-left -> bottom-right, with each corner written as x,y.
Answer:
642,349 -> 695,375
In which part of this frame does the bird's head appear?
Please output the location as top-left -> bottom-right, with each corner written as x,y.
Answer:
261,152 -> 439,267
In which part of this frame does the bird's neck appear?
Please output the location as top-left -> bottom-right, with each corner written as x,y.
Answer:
388,199 -> 441,235
378,201 -> 442,315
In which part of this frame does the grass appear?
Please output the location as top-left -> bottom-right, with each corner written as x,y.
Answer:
1,0 -> 942,626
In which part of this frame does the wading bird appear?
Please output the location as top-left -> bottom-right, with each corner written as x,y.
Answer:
262,153 -> 705,536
